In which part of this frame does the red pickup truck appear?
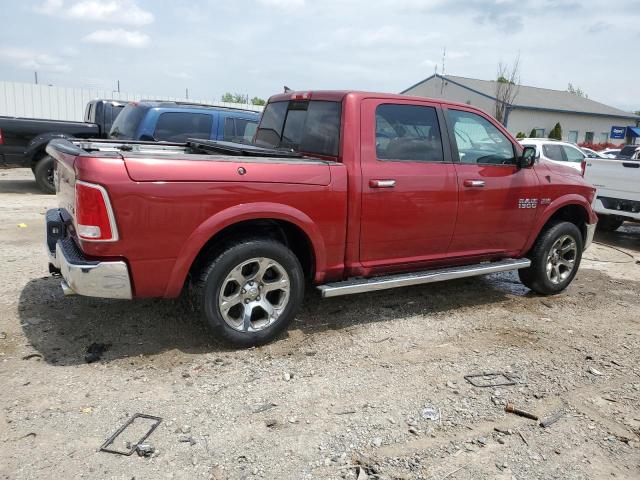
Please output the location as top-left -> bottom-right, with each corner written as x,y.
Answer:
46,91 -> 597,346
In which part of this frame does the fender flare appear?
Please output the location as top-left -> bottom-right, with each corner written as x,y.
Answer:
163,202 -> 327,297
25,133 -> 75,163
521,194 -> 595,254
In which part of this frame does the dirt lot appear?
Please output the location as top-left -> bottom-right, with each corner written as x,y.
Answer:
1,167 -> 639,480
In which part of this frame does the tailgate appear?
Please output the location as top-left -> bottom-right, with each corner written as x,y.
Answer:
123,155 -> 332,185
584,158 -> 640,199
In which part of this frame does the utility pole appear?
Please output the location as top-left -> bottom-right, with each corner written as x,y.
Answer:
440,47 -> 446,94
34,71 -> 38,85
185,88 -> 189,99
117,80 -> 120,93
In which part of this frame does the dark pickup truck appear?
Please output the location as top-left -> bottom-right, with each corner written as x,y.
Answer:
0,99 -> 125,193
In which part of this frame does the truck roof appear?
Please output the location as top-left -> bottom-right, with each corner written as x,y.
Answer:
137,100 -> 260,115
267,90 -> 483,110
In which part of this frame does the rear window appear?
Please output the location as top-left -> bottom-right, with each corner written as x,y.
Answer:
254,100 -> 341,157
619,145 -> 639,158
154,112 -> 213,142
543,144 -> 564,161
223,117 -> 258,143
109,104 -> 149,140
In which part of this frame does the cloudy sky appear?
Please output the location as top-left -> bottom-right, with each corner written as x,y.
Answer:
1,0 -> 639,111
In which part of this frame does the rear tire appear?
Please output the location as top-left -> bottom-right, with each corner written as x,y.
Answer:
518,221 -> 583,295
34,155 -> 55,194
596,215 -> 623,232
191,238 -> 304,347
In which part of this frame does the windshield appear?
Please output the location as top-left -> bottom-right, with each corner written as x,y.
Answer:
254,100 -> 341,157
109,104 -> 149,139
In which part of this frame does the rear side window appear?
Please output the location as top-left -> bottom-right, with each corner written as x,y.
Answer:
109,104 -> 149,139
375,104 -> 444,162
562,145 -> 585,162
154,112 -> 213,143
223,117 -> 258,143
543,144 -> 564,161
255,100 -> 341,157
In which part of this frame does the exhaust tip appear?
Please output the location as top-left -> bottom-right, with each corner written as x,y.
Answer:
61,280 -> 76,296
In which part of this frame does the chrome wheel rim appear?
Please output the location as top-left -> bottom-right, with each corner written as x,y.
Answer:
218,257 -> 290,332
546,235 -> 577,284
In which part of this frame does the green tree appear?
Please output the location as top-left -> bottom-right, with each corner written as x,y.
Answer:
549,122 -> 562,140
567,83 -> 588,99
251,97 -> 266,106
529,128 -> 537,138
221,92 -> 248,104
515,131 -> 526,139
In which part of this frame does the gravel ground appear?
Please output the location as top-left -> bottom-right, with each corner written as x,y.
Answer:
1,167 -> 639,480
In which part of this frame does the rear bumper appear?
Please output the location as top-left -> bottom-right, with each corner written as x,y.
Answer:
592,196 -> 640,222
46,209 -> 132,299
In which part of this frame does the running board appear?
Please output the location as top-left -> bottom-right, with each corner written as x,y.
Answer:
317,258 -> 531,298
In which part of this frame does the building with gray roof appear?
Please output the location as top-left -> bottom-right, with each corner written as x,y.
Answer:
402,74 -> 640,144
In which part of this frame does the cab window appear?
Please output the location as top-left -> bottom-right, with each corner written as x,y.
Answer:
375,104 -> 444,162
543,144 -> 564,161
446,109 -> 515,165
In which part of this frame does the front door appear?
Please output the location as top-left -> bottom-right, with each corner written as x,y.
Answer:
444,107 -> 539,257
359,99 -> 458,271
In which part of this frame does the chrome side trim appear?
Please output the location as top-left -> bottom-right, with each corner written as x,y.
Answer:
56,242 -> 132,299
317,258 -> 531,298
584,222 -> 596,251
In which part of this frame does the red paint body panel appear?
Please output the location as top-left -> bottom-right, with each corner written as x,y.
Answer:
124,155 -> 332,185
50,90 -> 597,299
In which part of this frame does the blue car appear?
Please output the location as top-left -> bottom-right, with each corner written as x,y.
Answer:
109,101 -> 260,144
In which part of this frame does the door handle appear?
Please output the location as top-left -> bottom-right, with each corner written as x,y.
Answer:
463,179 -> 485,188
369,179 -> 396,188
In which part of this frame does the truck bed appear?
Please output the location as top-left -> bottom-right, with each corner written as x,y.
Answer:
584,157 -> 640,220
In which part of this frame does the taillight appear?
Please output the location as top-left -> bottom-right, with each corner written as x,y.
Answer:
75,181 -> 118,241
0,128 -> 4,145
581,159 -> 586,176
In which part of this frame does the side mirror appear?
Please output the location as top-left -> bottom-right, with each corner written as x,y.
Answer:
518,146 -> 536,168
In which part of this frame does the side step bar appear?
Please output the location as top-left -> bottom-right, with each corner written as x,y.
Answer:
317,258 -> 531,298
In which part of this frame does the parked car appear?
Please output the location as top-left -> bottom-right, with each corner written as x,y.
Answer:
0,99 -> 125,192
109,101 -> 260,144
599,148 -> 621,158
615,144 -> 640,160
45,90 -> 597,347
519,138 -> 586,172
581,147 -> 609,159
584,155 -> 640,231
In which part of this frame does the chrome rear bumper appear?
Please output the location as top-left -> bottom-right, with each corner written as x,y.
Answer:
46,209 -> 132,299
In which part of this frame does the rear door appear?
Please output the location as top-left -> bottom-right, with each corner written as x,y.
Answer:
444,107 -> 539,257
359,99 -> 458,270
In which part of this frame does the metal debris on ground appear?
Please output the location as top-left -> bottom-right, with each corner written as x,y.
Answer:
85,342 -> 111,363
505,403 -> 539,421
588,366 -> 604,376
421,405 -> 441,422
464,372 -> 517,388
135,443 -> 155,457
178,435 -> 196,445
540,410 -> 564,428
99,413 -> 162,456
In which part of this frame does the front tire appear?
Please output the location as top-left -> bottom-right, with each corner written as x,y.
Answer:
192,238 -> 304,347
596,215 -> 623,232
33,155 -> 55,194
518,221 -> 583,295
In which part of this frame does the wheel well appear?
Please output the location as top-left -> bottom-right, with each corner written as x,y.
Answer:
31,148 -> 48,167
545,204 -> 589,241
189,219 -> 315,281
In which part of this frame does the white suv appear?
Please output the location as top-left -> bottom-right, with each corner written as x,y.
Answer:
518,138 -> 585,172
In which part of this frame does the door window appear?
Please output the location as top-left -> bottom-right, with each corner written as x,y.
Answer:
375,104 -> 444,162
562,145 -> 585,163
447,109 -> 515,165
154,112 -> 213,142
543,144 -> 564,161
567,130 -> 578,143
223,117 -> 258,143
584,131 -> 594,143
